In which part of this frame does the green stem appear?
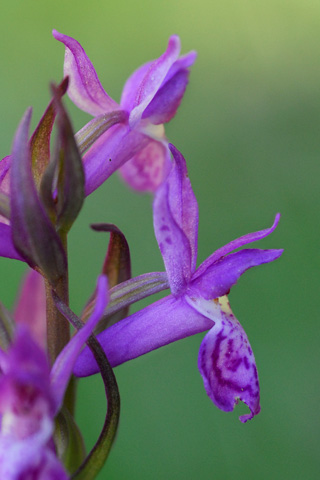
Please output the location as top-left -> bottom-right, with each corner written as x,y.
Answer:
53,297 -> 120,480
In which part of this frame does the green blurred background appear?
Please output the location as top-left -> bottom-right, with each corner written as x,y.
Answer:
0,0 -> 318,478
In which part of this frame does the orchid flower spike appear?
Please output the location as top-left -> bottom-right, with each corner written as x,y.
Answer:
75,145 -> 283,423
53,30 -> 197,194
0,275 -> 108,478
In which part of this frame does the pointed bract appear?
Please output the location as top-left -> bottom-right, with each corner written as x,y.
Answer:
10,109 -> 67,285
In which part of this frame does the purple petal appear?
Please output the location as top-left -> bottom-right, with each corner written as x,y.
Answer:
128,36 -> 181,128
74,294 -> 213,377
14,269 -> 46,349
162,51 -> 197,85
50,275 -> 108,412
153,145 -> 198,294
0,223 -> 24,261
142,69 -> 191,124
53,30 -> 119,116
194,214 -> 281,280
168,145 -> 198,272
118,140 -> 171,192
190,248 -> 283,300
83,124 -> 149,195
196,296 -> 260,422
153,179 -> 192,295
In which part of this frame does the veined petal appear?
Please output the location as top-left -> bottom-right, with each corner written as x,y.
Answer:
50,275 -> 108,412
0,223 -> 24,261
53,30 -> 119,116
142,69 -> 191,124
74,294 -> 213,377
153,180 -> 192,295
14,270 -> 46,349
194,214 -> 281,280
195,296 -> 260,422
190,248 -> 283,300
118,140 -> 171,192
83,124 -> 149,195
167,145 -> 198,272
128,35 -> 181,128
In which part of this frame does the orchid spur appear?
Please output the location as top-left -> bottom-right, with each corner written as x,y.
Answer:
53,30 -> 197,194
75,145 -> 283,423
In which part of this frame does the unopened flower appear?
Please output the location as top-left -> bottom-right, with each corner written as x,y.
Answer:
75,145 -> 283,423
0,274 -> 108,478
53,31 -> 196,194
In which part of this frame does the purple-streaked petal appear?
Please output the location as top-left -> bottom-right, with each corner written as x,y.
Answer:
128,36 -> 181,128
0,223 -> 24,261
83,123 -> 149,196
194,214 -> 281,280
14,270 -> 46,349
53,30 -> 119,116
74,294 -> 213,377
118,140 -> 171,192
142,69 -> 191,124
50,275 -> 108,412
153,178 -> 192,295
153,145 -> 198,293
168,145 -> 198,271
196,296 -> 260,422
190,248 -> 283,300
10,109 -> 67,285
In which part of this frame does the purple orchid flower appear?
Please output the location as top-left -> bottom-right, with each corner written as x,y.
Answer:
74,145 -> 283,423
53,31 -> 196,194
0,274 -> 108,478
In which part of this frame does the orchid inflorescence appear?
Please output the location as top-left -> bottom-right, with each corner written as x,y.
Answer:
0,31 -> 283,479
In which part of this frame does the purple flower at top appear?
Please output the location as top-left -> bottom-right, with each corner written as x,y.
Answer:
53,30 -> 196,194
75,145 -> 283,423
0,273 -> 108,478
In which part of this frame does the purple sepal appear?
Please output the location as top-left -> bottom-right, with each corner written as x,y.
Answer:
128,35 -> 181,128
196,297 -> 260,423
74,294 -> 213,377
189,248 -> 284,300
52,30 -> 118,116
194,213 -> 281,280
10,108 -> 67,285
50,275 -> 108,412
